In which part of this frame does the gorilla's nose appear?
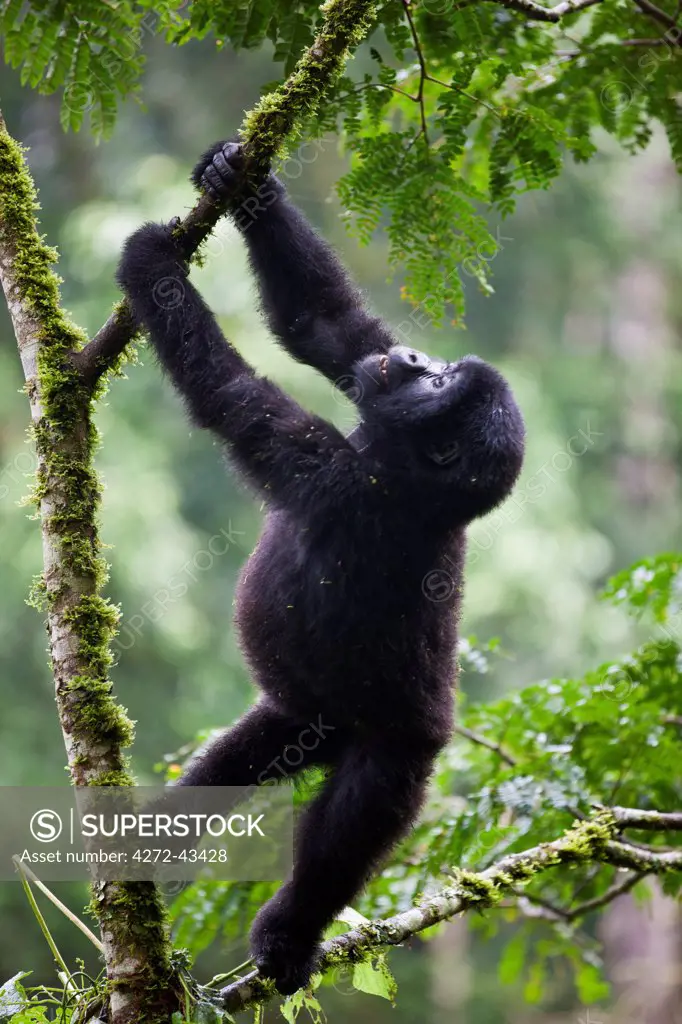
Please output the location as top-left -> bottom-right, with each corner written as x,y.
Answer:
385,347 -> 447,390
390,347 -> 432,375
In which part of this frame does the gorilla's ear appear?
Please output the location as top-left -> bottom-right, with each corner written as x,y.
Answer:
426,440 -> 460,467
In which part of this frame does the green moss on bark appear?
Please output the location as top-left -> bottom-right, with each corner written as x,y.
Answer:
452,869 -> 504,908
91,882 -> 178,1024
242,0 -> 377,170
0,121 -> 134,786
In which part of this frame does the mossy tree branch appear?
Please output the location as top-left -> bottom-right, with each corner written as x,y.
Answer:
0,110 -> 173,1024
73,0 -> 379,386
218,810 -> 682,1015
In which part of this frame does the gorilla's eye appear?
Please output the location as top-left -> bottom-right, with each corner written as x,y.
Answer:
431,377 -> 445,389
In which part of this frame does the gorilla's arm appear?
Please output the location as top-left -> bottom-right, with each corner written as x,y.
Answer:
116,222 -> 350,502
193,142 -> 395,385
241,194 -> 395,383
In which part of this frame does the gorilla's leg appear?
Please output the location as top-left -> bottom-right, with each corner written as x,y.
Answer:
141,702 -> 340,887
177,700 -> 337,787
249,737 -> 435,994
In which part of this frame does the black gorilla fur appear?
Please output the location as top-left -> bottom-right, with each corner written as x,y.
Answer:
116,141 -> 525,995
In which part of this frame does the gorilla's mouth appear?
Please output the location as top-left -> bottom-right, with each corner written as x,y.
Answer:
379,355 -> 389,386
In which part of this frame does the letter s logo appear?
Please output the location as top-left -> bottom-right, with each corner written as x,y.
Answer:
30,810 -> 63,843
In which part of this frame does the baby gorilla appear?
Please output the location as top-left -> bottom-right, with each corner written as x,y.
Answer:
116,141 -> 525,994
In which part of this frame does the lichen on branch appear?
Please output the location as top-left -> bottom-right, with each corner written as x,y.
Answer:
218,810 -> 682,1015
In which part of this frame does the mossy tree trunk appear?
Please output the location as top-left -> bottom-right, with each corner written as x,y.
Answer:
0,112 -> 175,1024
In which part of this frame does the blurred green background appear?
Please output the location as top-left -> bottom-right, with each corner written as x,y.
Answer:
1,32 -> 681,1024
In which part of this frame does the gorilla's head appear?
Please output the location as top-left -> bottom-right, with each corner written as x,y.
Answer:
353,346 -> 525,520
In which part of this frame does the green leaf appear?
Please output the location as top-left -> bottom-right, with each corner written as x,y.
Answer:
575,962 -> 610,1004
498,932 -> 528,985
280,987 -> 325,1023
351,956 -> 397,1002
523,959 -> 546,1004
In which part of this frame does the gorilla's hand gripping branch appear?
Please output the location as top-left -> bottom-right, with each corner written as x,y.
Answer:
73,0 -> 378,386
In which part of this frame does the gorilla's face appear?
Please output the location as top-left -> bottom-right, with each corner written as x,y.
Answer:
353,346 -> 525,518
355,346 -> 476,421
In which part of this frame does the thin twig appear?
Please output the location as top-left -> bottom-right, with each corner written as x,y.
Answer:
401,0 -> 430,142
559,36 -> 682,50
632,0 -> 677,28
620,36 -> 680,43
15,860 -> 74,981
353,81 -> 418,101
609,806 -> 682,830
565,870 -> 646,918
12,859 -> 104,952
511,869 -> 645,924
425,73 -> 500,116
453,723 -> 517,766
510,886 -> 573,921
